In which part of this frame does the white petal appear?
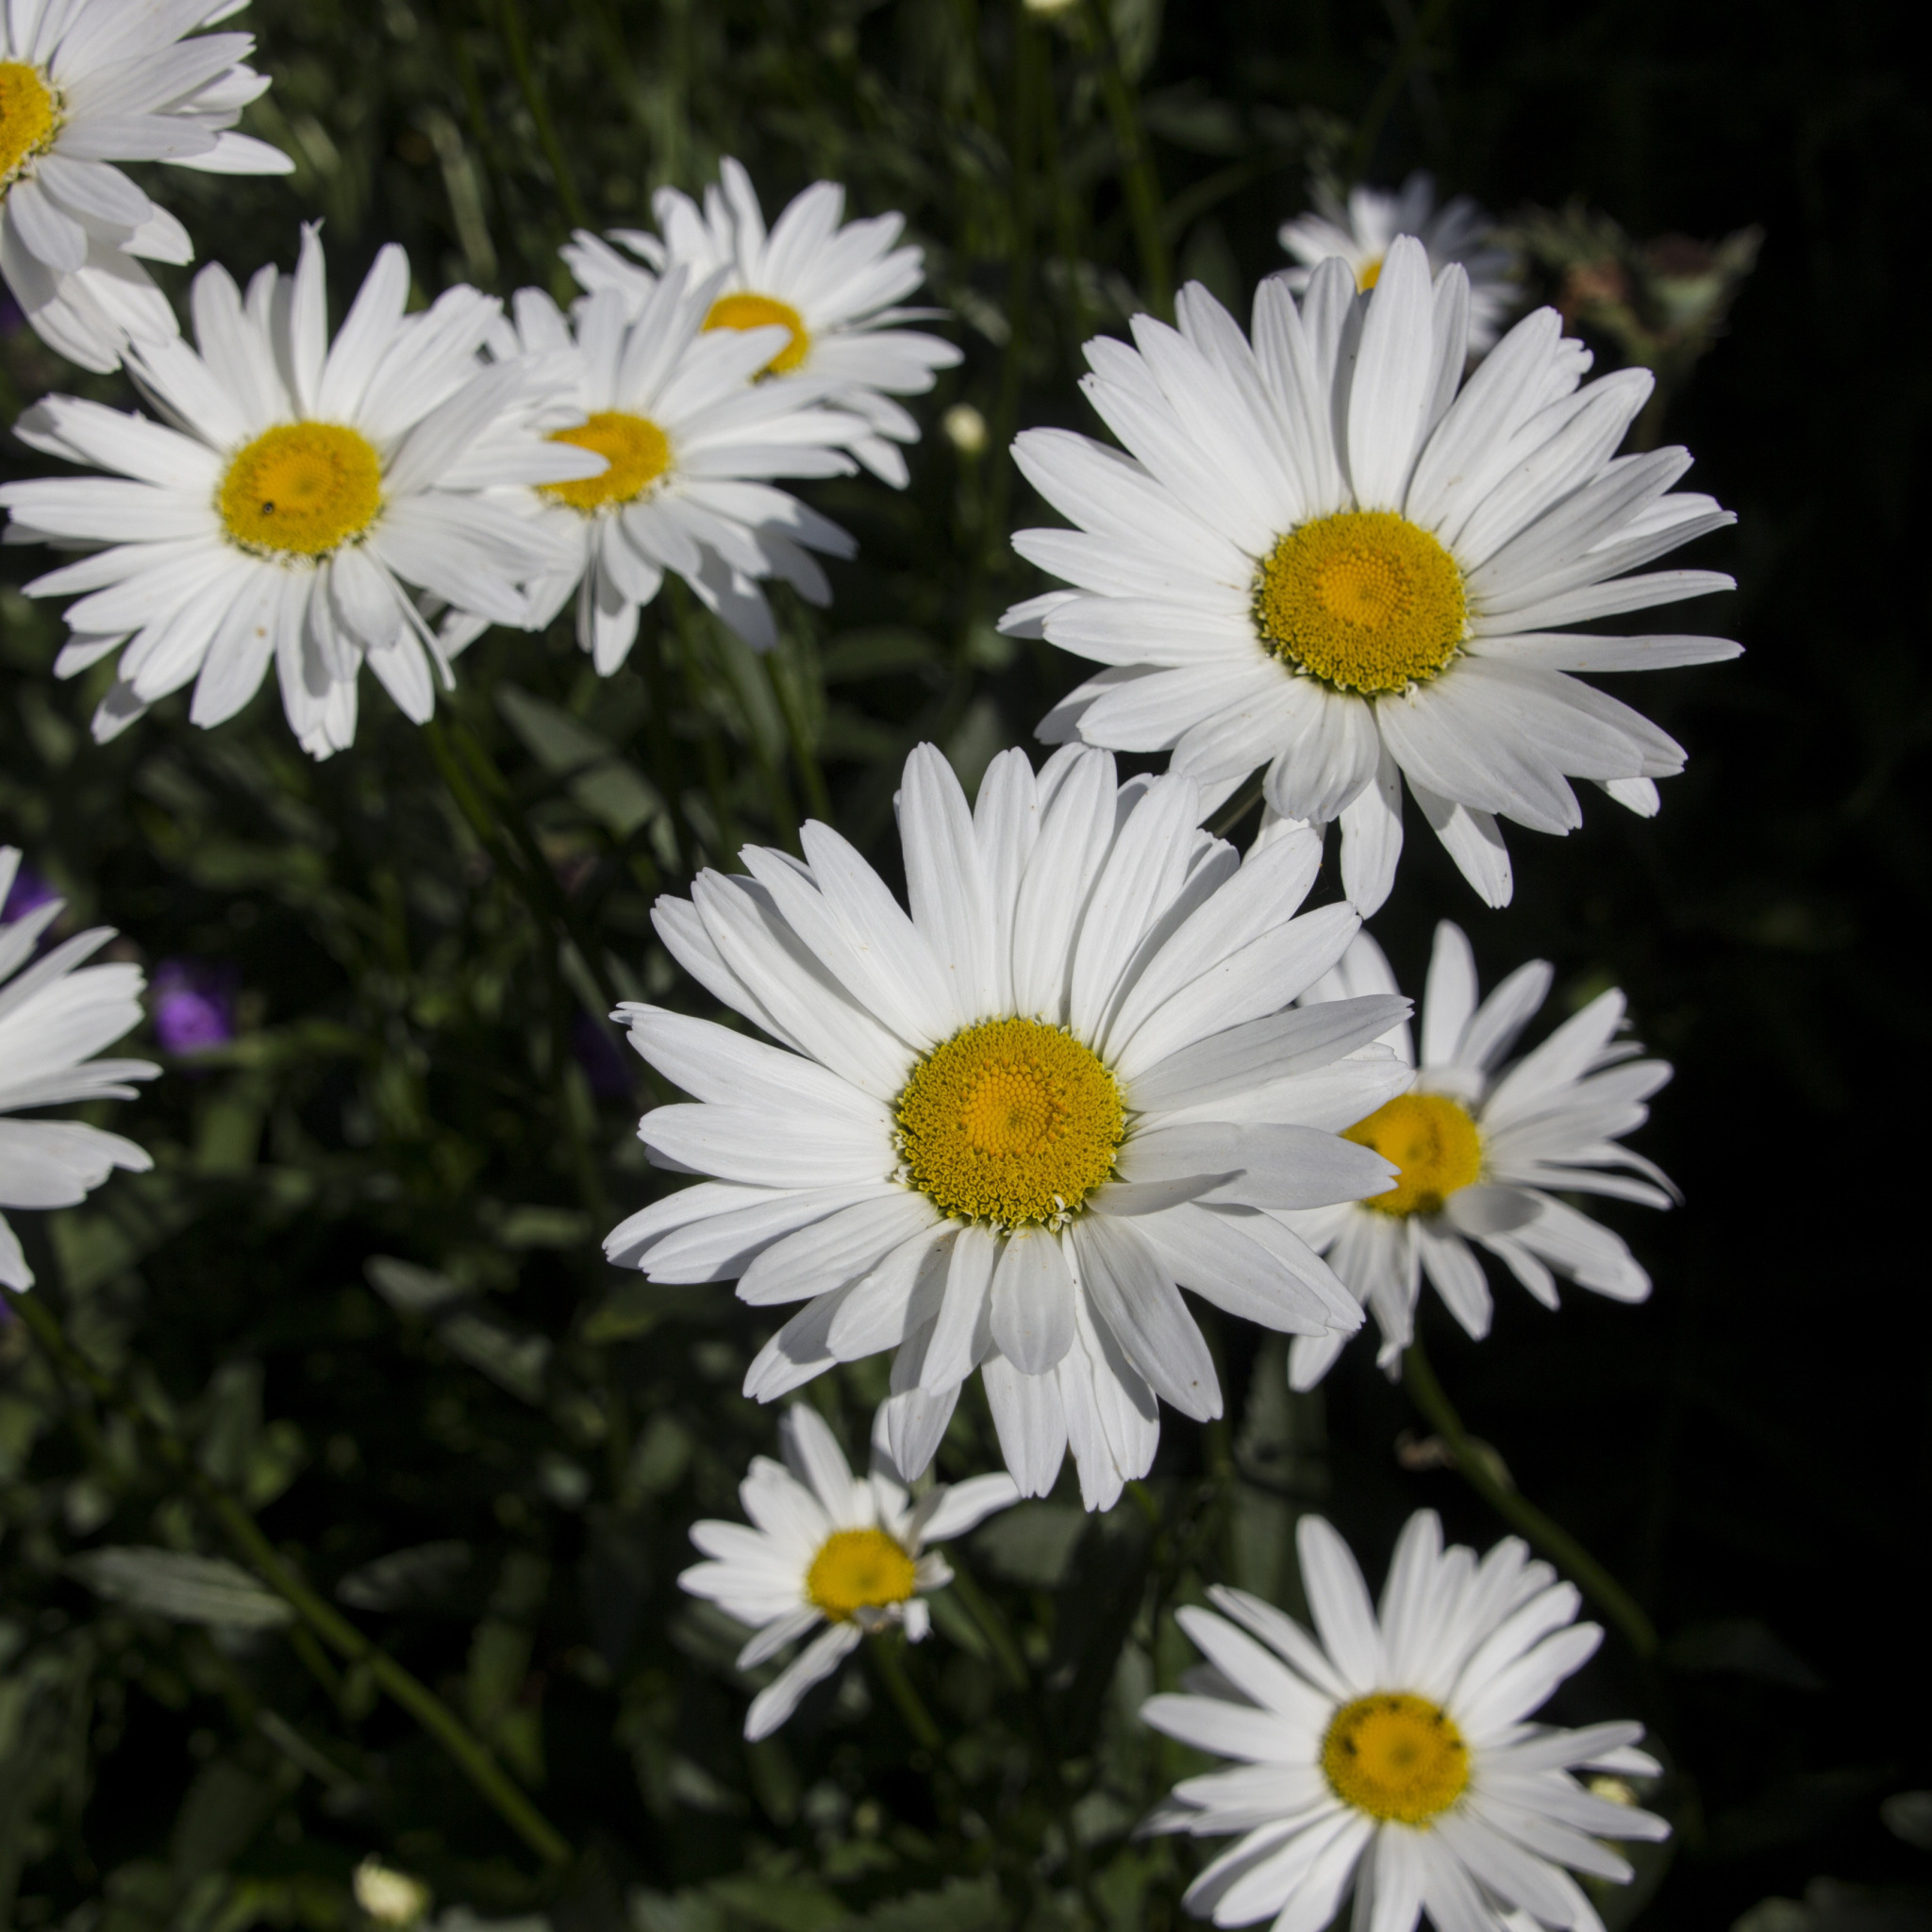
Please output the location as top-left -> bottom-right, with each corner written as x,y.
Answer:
989,1226 -> 1077,1374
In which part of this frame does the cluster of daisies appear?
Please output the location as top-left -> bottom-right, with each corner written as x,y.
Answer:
0,9 -> 1728,1924
0,18 -> 958,755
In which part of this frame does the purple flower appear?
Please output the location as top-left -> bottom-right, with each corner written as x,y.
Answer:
153,960 -> 239,1055
572,1011 -> 633,1101
2,862 -> 59,924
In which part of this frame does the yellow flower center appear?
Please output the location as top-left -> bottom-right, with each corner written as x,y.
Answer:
1357,255 -> 1385,292
704,292 -> 811,375
541,410 -> 672,513
0,61 -> 58,187
1322,1692 -> 1470,1824
806,1527 -> 918,1622
1341,1091 -> 1483,1217
218,423 -> 384,558
895,1016 -> 1124,1228
1256,510 -> 1467,695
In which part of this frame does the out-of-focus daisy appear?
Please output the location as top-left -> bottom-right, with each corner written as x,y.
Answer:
480,275 -> 865,667
1143,1510 -> 1668,1932
1,0 -> 291,372
1284,923 -> 1674,1391
563,156 -> 961,488
607,741 -> 1413,1510
0,226 -> 600,758
1281,173 -> 1517,354
1004,238 -> 1739,915
0,847 -> 157,1291
680,1403 -> 1019,1740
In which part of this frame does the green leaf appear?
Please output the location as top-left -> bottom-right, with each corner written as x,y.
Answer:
1663,1618 -> 1824,1690
67,1548 -> 293,1630
856,1878 -> 1004,1929
703,1875 -> 845,1931
972,1502 -> 1087,1589
436,1309 -> 551,1403
365,1255 -> 468,1315
335,1541 -> 475,1613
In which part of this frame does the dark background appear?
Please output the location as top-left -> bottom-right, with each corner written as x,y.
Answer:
1,0 -> 1925,1925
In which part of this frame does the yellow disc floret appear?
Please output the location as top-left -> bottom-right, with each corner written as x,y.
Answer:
1342,1091 -> 1483,1217
0,62 -> 58,186
1323,1692 -> 1470,1824
1257,509 -> 1467,694
807,1527 -> 918,1622
541,410 -> 673,513
704,292 -> 811,375
896,1017 -> 1124,1228
219,424 -> 384,558
1357,256 -> 1385,292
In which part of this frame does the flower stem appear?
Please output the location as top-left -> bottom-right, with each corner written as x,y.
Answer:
866,1630 -> 943,1752
1206,773 -> 1265,839
1080,0 -> 1172,320
943,1561 -> 1030,1692
494,0 -> 587,228
1,1282 -> 574,1868
1402,1337 -> 1657,1657
423,715 -> 621,1013
766,649 -> 832,826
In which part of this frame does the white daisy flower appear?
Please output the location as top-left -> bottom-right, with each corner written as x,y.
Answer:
606,741 -> 1415,1511
1002,237 -> 1740,915
0,225 -> 602,759
0,847 -> 157,1291
680,1402 -> 1020,1740
562,155 -> 962,489
1280,173 -> 1517,354
1,0 -> 291,373
1143,1510 -> 1669,1932
1283,922 -> 1674,1392
482,273 -> 867,668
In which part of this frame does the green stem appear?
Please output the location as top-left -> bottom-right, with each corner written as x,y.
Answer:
708,629 -> 800,852
866,1631 -> 942,1752
942,1562 -> 1029,1692
1081,0 -> 1171,319
424,716 -> 621,1014
1403,1338 -> 1657,1657
2,1283 -> 573,1866
1207,773 -> 1264,839
1346,0 -> 1451,183
979,4 -> 1041,585
766,651 -> 832,825
496,0 -> 588,228
1037,31 -> 1092,352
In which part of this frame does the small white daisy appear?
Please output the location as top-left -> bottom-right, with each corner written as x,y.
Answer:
0,225 -> 601,758
1280,173 -> 1517,354
680,1403 -> 1020,1740
607,741 -> 1414,1511
482,274 -> 867,667
1003,237 -> 1740,915
1143,1509 -> 1668,1932
0,847 -> 157,1291
1283,922 -> 1674,1391
562,155 -> 962,488
1,0 -> 291,373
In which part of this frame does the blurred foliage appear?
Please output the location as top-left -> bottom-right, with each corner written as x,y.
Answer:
2,0 -> 1928,1927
